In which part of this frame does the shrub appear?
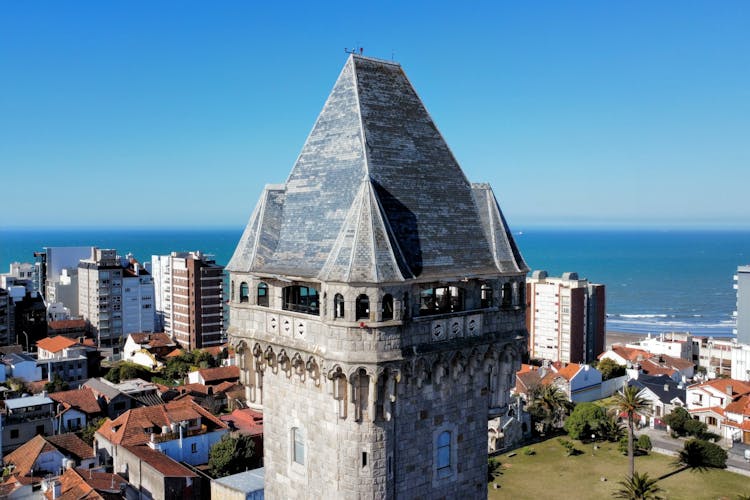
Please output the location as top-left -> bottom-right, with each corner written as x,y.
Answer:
637,434 -> 652,453
523,447 -> 536,456
564,402 -> 606,440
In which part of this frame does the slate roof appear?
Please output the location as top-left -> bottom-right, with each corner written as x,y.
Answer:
628,374 -> 686,405
227,55 -> 527,282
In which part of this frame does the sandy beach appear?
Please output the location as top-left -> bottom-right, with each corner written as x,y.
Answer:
606,330 -> 647,349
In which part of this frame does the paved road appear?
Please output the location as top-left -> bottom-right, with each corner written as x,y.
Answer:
638,426 -> 750,476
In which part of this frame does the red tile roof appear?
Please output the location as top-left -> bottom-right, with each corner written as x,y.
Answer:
694,378 -> 750,398
166,348 -> 185,358
610,345 -> 652,363
97,399 -> 228,447
73,468 -> 128,494
4,435 -> 58,476
197,365 -> 239,383
724,394 -> 750,415
129,332 -> 175,348
123,445 -> 197,477
554,363 -> 582,381
37,335 -> 78,353
47,319 -> 87,330
45,468 -> 105,500
220,408 -> 264,436
45,433 -> 94,462
49,387 -> 102,415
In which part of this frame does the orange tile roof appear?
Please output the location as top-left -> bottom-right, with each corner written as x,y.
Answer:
4,435 -> 60,477
166,348 -> 184,358
554,363 -> 582,381
129,332 -> 175,348
725,394 -> 750,415
611,345 -> 652,362
47,319 -> 87,330
693,378 -> 750,398
197,365 -> 239,383
73,468 -> 128,494
45,468 -> 104,500
97,399 -> 227,447
220,408 -> 264,436
49,387 -> 102,415
36,335 -> 78,353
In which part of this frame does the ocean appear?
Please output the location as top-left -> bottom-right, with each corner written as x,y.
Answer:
2,227 -> 749,337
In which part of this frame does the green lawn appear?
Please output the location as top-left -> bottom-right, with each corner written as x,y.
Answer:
488,437 -> 750,499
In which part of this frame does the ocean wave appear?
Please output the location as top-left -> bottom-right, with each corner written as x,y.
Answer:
607,316 -> 736,336
615,314 -> 671,319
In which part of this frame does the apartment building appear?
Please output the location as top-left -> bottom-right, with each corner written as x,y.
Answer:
152,251 -> 224,350
526,271 -> 606,364
736,265 -> 750,344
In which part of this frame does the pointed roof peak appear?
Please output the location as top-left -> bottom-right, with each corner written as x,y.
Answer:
230,57 -> 527,281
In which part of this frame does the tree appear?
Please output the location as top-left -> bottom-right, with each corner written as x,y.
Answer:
209,434 -> 256,477
6,377 -> 27,394
674,438 -> 727,472
564,402 -> 606,440
598,358 -> 627,381
637,434 -> 652,453
44,374 -> 69,393
528,385 -> 573,434
614,472 -> 664,500
663,407 -> 691,436
612,385 -> 651,479
599,409 -> 625,442
80,417 -> 106,446
104,361 -> 149,384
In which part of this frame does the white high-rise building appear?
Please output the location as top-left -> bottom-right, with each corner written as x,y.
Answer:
79,248 -> 154,359
735,265 -> 750,344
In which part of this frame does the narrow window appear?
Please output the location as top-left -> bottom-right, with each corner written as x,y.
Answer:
292,427 -> 305,465
240,282 -> 249,303
481,284 -> 493,308
518,283 -> 526,307
362,451 -> 368,468
257,282 -> 269,307
436,430 -> 451,477
334,293 -> 345,319
191,443 -> 197,453
356,294 -> 370,320
382,294 -> 394,321
501,282 -> 513,308
231,280 -> 235,301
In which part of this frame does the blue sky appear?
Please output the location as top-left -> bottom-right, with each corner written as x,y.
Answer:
1,1 -> 748,229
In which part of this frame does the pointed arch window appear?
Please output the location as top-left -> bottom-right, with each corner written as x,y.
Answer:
356,294 -> 370,320
239,282 -> 249,303
382,294 -> 394,321
334,294 -> 345,319
257,282 -> 269,307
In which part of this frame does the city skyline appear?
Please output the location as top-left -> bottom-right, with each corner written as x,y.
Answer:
2,1 -> 749,229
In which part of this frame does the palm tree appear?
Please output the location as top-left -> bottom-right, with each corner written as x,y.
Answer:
612,385 -> 651,479
614,472 -> 663,500
529,384 -> 572,434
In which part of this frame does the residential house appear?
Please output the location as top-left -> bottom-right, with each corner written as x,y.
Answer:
94,399 -> 227,499
83,378 -> 140,419
122,332 -> 177,370
46,319 -> 87,339
627,374 -> 686,425
687,378 -> 750,437
49,386 -> 104,432
2,352 -> 42,383
599,345 -> 695,381
541,363 -> 603,403
36,335 -> 100,387
3,433 -> 95,485
722,394 -> 750,444
172,381 -> 239,414
187,365 -> 239,386
40,467 -> 130,500
1,393 -> 55,454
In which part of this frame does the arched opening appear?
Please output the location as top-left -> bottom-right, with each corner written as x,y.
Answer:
382,294 -> 394,321
282,285 -> 319,315
240,282 -> 249,303
501,282 -> 513,309
356,294 -> 370,320
419,286 -> 464,316
481,284 -> 493,308
518,282 -> 526,307
257,282 -> 269,307
231,281 -> 235,301
334,294 -> 345,319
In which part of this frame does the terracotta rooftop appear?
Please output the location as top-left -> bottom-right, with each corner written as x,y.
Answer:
607,345 -> 653,363
49,386 -> 102,415
97,399 -> 228,447
46,433 -> 95,462
166,348 -> 185,358
129,332 -> 175,349
47,319 -> 87,330
553,363 -> 582,381
725,394 -> 750,415
37,335 -> 79,353
220,408 -> 264,436
692,378 -> 750,398
4,435 -> 58,477
73,467 -> 128,495
197,365 -> 240,383
124,445 -> 197,477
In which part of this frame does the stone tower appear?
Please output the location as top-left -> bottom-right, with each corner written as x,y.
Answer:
227,55 -> 528,499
